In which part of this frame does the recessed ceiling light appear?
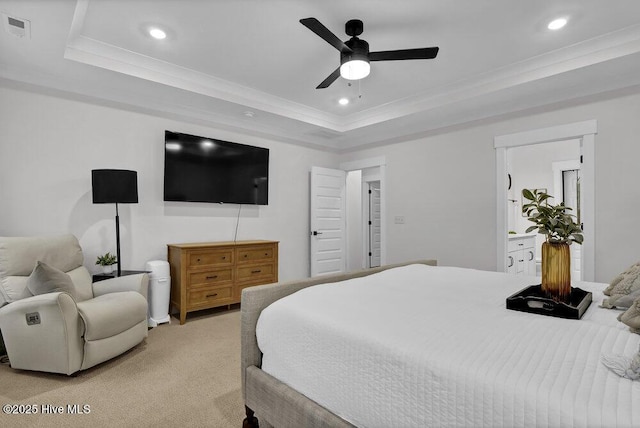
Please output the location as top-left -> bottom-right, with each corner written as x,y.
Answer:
338,98 -> 349,106
547,18 -> 567,30
200,140 -> 216,150
149,27 -> 167,40
243,111 -> 255,118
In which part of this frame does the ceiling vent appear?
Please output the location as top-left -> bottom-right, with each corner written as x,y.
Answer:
2,13 -> 31,39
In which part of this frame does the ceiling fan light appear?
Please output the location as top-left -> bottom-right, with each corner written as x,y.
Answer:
340,59 -> 370,80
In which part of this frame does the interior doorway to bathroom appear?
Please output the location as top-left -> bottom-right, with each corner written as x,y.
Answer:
506,140 -> 581,280
495,119 -> 596,281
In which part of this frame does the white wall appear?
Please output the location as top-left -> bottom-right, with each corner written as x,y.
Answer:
3,85 -> 640,283
342,90 -> 640,283
0,86 -> 339,281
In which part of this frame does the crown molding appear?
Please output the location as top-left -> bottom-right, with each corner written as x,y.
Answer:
341,23 -> 640,131
64,1 -> 640,136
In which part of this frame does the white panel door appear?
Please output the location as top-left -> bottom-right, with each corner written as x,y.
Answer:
310,167 -> 346,277
369,182 -> 381,268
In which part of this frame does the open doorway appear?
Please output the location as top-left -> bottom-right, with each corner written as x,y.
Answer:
342,157 -> 387,272
310,157 -> 386,277
345,168 -> 383,270
495,120 -> 597,281
506,139 -> 581,279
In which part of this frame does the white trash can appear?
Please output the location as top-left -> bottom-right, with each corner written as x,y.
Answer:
145,260 -> 171,327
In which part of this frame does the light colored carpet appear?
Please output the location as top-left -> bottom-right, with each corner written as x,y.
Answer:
0,306 -> 245,427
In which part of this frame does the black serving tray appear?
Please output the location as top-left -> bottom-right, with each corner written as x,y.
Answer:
506,284 -> 592,320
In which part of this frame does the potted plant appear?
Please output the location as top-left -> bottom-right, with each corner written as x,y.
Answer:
522,189 -> 583,302
96,252 -> 117,274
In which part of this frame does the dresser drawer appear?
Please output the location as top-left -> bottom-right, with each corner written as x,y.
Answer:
237,245 -> 275,264
188,268 -> 233,288
188,285 -> 233,307
236,263 -> 275,284
187,249 -> 233,268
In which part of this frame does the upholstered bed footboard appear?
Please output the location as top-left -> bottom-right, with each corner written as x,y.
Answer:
240,260 -> 437,427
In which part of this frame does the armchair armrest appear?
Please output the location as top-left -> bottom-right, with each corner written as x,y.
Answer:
92,273 -> 149,301
0,292 -> 84,374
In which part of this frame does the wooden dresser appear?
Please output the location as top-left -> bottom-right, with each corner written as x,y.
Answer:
168,240 -> 278,324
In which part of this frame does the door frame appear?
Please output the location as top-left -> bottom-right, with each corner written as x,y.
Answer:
340,156 -> 387,267
494,120 -> 597,281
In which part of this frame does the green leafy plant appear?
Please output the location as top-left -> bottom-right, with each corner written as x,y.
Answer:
95,252 -> 117,266
522,188 -> 583,245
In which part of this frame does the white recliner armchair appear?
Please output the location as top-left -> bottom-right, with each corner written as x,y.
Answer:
0,234 -> 148,375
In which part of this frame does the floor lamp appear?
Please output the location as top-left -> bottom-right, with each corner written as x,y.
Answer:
91,169 -> 139,276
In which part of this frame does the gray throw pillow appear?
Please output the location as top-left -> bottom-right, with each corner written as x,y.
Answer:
602,287 -> 640,309
618,298 -> 640,334
27,261 -> 78,301
604,262 -> 640,296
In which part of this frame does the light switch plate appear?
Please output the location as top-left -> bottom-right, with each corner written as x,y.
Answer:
394,216 -> 405,224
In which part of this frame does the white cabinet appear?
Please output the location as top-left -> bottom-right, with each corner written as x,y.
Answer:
507,235 -> 536,276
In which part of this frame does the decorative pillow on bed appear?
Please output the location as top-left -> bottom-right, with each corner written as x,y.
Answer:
604,262 -> 640,296
601,344 -> 640,380
26,261 -> 78,300
601,287 -> 640,309
618,298 -> 640,334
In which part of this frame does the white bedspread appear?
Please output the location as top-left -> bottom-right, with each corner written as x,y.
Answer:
256,265 -> 640,427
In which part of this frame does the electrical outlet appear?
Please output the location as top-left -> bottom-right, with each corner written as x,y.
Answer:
394,216 -> 405,224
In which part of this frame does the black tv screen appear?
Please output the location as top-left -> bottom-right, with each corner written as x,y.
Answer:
164,131 -> 269,205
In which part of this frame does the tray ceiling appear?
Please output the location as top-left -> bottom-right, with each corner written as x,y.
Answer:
2,0 -> 640,151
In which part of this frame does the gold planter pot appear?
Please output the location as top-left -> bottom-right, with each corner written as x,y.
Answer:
541,242 -> 571,302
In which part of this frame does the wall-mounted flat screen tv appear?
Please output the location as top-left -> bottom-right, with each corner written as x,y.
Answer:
164,130 -> 269,205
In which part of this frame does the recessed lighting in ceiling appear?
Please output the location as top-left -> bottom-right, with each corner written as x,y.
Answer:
200,139 -> 215,148
338,98 -> 349,106
149,27 -> 167,40
243,111 -> 256,118
547,18 -> 568,30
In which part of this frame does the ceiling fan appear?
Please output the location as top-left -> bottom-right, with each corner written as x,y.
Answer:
300,17 -> 439,89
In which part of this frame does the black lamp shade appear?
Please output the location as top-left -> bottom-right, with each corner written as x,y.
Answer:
92,169 -> 138,204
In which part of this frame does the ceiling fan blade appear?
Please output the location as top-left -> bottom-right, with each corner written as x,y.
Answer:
300,18 -> 353,53
369,47 -> 439,61
316,67 -> 341,89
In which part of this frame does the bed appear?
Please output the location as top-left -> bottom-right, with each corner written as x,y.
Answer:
240,261 -> 640,427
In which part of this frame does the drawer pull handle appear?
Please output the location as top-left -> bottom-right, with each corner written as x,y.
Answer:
265,253 -> 268,256
197,258 -> 201,262
206,275 -> 218,280
244,255 -> 248,258
251,270 -> 262,274
222,256 -> 226,260
206,293 -> 218,298
518,243 -> 524,246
